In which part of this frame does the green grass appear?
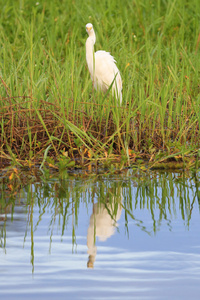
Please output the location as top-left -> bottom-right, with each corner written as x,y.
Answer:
0,0 -> 200,169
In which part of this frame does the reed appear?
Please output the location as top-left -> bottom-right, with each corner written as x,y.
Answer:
0,0 -> 199,169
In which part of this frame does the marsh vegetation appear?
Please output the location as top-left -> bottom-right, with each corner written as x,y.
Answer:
0,0 -> 199,170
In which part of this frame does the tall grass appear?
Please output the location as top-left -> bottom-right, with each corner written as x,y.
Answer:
0,0 -> 199,168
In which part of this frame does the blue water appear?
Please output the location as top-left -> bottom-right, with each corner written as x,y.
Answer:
0,170 -> 200,299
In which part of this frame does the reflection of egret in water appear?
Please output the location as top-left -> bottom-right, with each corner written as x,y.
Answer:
87,189 -> 122,268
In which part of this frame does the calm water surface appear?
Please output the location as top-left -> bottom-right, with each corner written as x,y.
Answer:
0,169 -> 200,299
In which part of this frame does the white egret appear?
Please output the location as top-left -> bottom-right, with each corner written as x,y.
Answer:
85,23 -> 122,104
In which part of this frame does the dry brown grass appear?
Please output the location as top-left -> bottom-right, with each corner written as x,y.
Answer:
0,96 -> 199,170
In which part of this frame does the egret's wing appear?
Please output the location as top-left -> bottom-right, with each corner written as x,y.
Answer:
94,51 -> 120,91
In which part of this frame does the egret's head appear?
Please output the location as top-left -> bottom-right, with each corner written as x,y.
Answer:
86,23 -> 94,35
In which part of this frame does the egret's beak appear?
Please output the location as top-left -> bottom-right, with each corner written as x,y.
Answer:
86,25 -> 92,33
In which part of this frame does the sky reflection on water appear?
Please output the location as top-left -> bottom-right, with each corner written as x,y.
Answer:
0,170 -> 200,299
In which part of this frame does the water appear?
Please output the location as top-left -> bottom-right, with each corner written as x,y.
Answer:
0,169 -> 200,299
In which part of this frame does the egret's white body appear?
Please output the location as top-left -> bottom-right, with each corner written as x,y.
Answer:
85,23 -> 122,104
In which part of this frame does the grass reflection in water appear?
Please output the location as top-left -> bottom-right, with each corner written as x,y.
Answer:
0,169 -> 199,271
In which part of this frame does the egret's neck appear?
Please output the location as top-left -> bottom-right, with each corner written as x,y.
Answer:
86,34 -> 96,77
